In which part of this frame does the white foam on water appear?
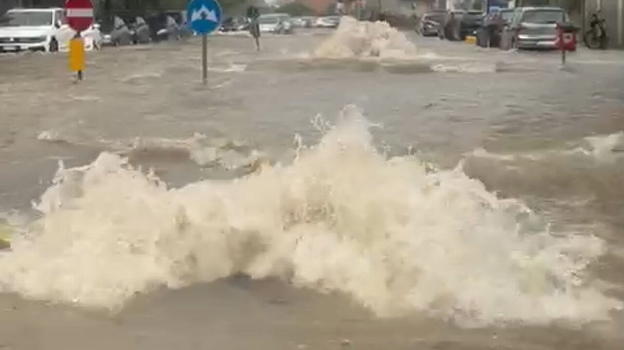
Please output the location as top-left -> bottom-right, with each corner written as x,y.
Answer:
215,31 -> 251,37
68,95 -> 101,102
0,106 -> 621,326
120,71 -> 164,83
468,132 -> 624,164
581,132 -> 624,163
468,148 -> 517,161
313,17 -> 417,59
431,63 -> 497,74
207,64 -> 247,73
120,134 -> 262,170
37,130 -> 64,142
36,131 -> 261,171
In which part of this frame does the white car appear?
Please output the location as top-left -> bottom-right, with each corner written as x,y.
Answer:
0,8 -> 101,53
315,16 -> 341,28
258,14 -> 293,34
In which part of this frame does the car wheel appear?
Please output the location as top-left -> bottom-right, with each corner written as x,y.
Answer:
47,38 -> 59,52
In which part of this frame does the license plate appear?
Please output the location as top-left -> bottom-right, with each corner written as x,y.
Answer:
537,41 -> 556,46
2,46 -> 18,51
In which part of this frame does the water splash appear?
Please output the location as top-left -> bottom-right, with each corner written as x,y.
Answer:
0,106 -> 620,326
36,131 -> 262,171
467,132 -> 624,164
582,132 -> 624,163
431,62 -> 497,74
313,17 -> 416,59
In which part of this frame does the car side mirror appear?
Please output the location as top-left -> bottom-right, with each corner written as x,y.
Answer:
55,20 -> 61,28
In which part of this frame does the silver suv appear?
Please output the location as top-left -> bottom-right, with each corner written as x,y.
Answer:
501,7 -> 569,50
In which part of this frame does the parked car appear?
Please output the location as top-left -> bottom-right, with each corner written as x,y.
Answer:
301,16 -> 316,28
291,17 -> 306,28
130,16 -> 151,44
147,12 -> 188,41
101,16 -> 132,46
0,8 -> 65,52
438,10 -> 483,41
475,8 -> 513,47
0,8 -> 100,53
258,14 -> 293,34
165,10 -> 192,38
220,16 -> 250,32
500,7 -> 568,50
316,16 -> 341,28
418,11 -> 445,36
58,23 -> 102,51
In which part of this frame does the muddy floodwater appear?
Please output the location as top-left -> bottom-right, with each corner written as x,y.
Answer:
1,22 -> 624,349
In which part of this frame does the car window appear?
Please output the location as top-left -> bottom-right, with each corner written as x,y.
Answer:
259,16 -> 279,24
510,8 -> 523,27
56,10 -> 67,25
500,11 -> 513,22
425,14 -> 444,22
521,10 -> 564,24
0,11 -> 54,26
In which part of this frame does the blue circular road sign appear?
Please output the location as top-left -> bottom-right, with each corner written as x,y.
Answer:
187,0 -> 222,35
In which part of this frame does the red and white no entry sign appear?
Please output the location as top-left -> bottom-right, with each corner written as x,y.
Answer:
65,0 -> 94,32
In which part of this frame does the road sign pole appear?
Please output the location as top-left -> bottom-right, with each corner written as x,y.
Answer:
187,0 -> 222,85
76,32 -> 83,81
202,34 -> 207,84
65,0 -> 93,81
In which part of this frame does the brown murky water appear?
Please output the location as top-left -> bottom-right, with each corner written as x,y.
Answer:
1,27 -> 623,349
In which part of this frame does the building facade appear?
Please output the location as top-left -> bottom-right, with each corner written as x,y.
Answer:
514,0 -> 623,49
583,0 -> 624,48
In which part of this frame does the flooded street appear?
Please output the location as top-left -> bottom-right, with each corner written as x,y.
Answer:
1,23 -> 624,349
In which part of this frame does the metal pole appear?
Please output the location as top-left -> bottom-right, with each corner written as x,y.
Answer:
76,31 -> 83,81
202,34 -> 207,85
618,0 -> 623,47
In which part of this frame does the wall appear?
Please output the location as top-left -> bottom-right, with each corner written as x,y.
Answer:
299,0 -> 334,14
585,0 -> 624,48
0,0 -> 18,15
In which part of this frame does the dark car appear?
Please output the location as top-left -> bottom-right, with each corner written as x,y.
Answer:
147,11 -> 191,42
220,16 -> 250,32
418,11 -> 445,36
130,16 -> 151,44
101,16 -> 133,46
458,10 -> 484,39
438,10 -> 483,41
476,8 -> 513,47
500,7 -> 568,50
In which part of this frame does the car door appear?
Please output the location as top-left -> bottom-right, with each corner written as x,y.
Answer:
500,8 -> 522,49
